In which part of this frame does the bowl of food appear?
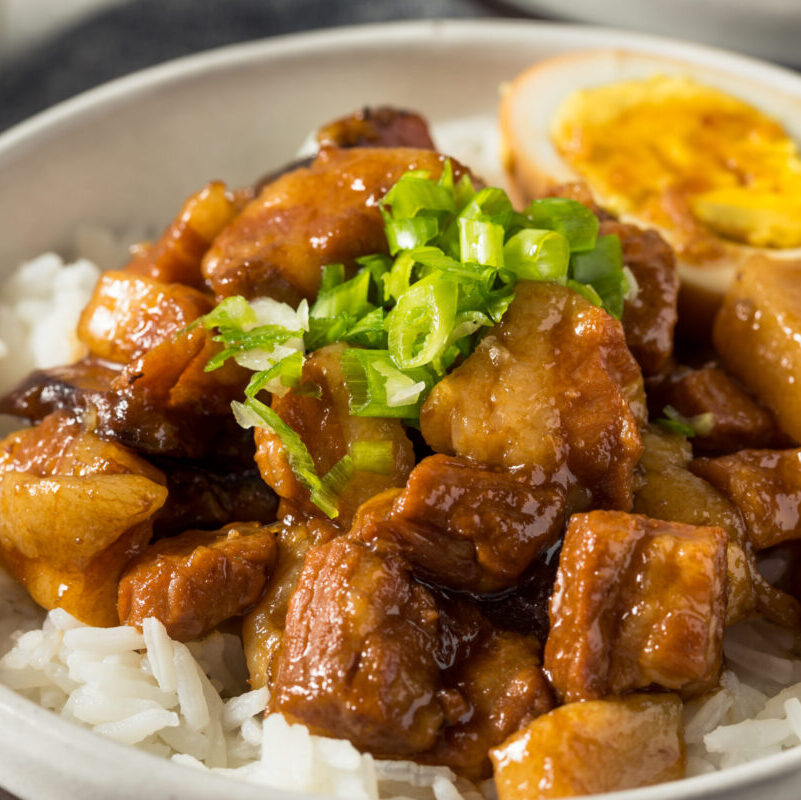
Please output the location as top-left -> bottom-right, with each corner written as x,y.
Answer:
2,18 -> 801,800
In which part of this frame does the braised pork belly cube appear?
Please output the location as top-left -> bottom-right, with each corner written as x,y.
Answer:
602,220 -> 679,377
271,537 -> 443,756
544,510 -> 727,702
352,454 -> 566,593
714,257 -> 801,442
420,281 -> 645,511
77,271 -> 213,364
654,366 -> 783,454
255,343 -> 415,527
202,147 -> 473,305
125,180 -> 238,288
316,107 -> 436,150
491,694 -> 685,799
633,426 -> 759,624
0,413 -> 167,626
423,628 -> 553,781
118,521 -> 277,641
242,509 -> 339,690
692,449 -> 801,551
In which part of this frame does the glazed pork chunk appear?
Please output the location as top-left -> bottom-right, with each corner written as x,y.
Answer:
420,280 -> 647,511
491,694 -> 684,799
203,147 -> 471,305
692,449 -> 801,550
0,412 -> 167,626
271,537 -> 552,775
255,343 -> 415,527
118,521 -> 278,641
351,454 -> 566,593
271,537 -> 444,756
544,510 -> 728,702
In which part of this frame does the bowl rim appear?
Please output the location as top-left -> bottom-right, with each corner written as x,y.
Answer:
2,16 -> 801,800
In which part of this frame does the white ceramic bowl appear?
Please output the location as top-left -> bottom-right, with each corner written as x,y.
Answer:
2,18 -> 801,800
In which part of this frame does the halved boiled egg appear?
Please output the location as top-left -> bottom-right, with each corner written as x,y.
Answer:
499,50 -> 801,320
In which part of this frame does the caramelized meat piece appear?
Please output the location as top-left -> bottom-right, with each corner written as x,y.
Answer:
544,511 -> 727,702
316,107 -> 436,150
0,357 -> 251,461
203,147 -> 472,304
126,181 -> 237,288
271,537 -> 444,756
255,343 -> 415,526
423,629 -> 553,781
152,463 -> 277,538
713,257 -> 801,442
118,521 -> 277,640
654,365 -> 783,454
352,454 -> 566,593
491,694 -> 685,799
77,271 -> 213,363
636,428 -> 799,627
601,220 -> 678,376
421,281 -> 646,510
634,427 -> 754,623
0,413 -> 167,626
242,509 -> 339,690
692,449 -> 801,551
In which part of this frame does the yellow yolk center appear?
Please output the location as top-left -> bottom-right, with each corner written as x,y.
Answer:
551,75 -> 801,255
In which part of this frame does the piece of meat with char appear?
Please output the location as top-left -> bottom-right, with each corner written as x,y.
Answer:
254,343 -> 415,527
352,454 -> 566,594
118,521 -> 277,641
544,510 -> 727,702
420,281 -> 646,511
315,107 -> 436,150
202,147 -> 474,305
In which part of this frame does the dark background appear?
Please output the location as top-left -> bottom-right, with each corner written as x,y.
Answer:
0,0 -> 542,134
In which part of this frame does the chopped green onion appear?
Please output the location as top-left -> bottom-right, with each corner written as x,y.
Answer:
386,274 -> 458,369
319,263 -> 346,293
569,234 -> 626,319
386,216 -> 439,254
381,174 -> 456,219
349,440 -> 394,474
231,398 -> 340,518
199,295 -> 258,331
245,351 -> 304,399
459,218 -> 505,268
503,229 -> 570,282
340,349 -> 432,417
524,198 -> 599,253
566,279 -> 603,308
311,268 -> 372,319
656,406 -> 716,439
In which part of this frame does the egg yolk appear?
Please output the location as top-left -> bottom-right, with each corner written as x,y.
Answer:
551,75 -> 801,256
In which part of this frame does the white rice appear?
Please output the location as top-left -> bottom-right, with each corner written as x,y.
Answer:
0,608 -> 474,799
